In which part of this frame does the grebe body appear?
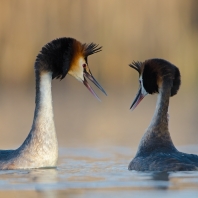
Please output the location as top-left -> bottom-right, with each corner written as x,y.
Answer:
0,38 -> 106,170
128,59 -> 198,171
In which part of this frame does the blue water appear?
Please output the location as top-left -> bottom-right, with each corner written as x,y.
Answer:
0,146 -> 198,198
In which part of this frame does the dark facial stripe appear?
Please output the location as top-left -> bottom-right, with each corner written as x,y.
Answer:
142,62 -> 158,94
170,66 -> 181,97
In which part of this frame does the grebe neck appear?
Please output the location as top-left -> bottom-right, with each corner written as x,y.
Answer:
149,83 -> 170,130
136,82 -> 177,156
17,70 -> 58,168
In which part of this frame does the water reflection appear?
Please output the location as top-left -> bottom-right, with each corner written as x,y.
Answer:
152,172 -> 169,181
151,172 -> 170,190
29,168 -> 58,184
0,147 -> 197,198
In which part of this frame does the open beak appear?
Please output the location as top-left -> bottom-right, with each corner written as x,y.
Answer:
130,87 -> 147,111
83,69 -> 107,101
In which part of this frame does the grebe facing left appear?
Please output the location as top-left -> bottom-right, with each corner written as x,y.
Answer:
0,37 -> 106,170
128,59 -> 198,171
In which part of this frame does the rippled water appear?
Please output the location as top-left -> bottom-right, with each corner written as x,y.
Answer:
0,146 -> 198,198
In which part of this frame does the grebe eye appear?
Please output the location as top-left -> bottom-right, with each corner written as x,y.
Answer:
82,64 -> 86,68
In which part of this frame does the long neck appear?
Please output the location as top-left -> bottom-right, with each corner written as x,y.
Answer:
33,71 -> 56,135
149,84 -> 170,130
19,70 -> 58,160
136,82 -> 177,156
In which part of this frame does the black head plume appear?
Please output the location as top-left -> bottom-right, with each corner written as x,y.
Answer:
129,61 -> 142,75
83,43 -> 102,57
129,58 -> 181,111
142,59 -> 181,96
35,37 -> 76,80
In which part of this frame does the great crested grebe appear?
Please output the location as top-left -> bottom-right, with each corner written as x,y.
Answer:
128,58 -> 198,171
0,37 -> 106,170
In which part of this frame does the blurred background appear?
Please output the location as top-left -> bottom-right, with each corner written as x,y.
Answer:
0,0 -> 198,150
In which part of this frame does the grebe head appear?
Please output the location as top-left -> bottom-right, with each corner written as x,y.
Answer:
129,58 -> 181,110
35,37 -> 106,99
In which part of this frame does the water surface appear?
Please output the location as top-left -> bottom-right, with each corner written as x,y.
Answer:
0,146 -> 198,198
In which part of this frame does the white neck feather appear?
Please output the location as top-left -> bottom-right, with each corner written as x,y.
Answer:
16,72 -> 58,168
35,72 -> 54,128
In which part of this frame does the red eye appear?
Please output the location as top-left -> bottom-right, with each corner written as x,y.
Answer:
83,64 -> 86,68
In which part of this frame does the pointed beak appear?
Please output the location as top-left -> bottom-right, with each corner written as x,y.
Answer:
130,87 -> 147,111
83,69 -> 107,101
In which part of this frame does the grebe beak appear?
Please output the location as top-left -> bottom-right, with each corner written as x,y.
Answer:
83,69 -> 107,101
130,87 -> 147,111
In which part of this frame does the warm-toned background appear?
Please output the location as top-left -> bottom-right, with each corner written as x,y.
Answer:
0,0 -> 198,150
